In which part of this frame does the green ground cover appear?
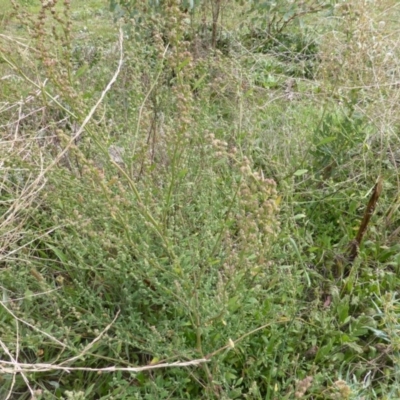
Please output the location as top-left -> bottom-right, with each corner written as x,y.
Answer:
1,0 -> 400,398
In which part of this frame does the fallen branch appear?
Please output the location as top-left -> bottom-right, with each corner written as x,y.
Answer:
0,358 -> 209,374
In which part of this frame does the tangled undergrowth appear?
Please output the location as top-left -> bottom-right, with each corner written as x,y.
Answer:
1,0 -> 400,399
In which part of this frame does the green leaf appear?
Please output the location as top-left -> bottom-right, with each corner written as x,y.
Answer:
46,243 -> 68,264
24,289 -> 34,301
178,168 -> 188,178
176,57 -> 191,72
337,298 -> 349,325
192,73 -> 208,91
225,372 -> 237,381
294,169 -> 308,176
85,383 -> 96,397
75,63 -> 89,78
228,296 -> 241,312
316,338 -> 334,360
367,327 -> 389,341
345,341 -> 363,353
316,136 -> 336,146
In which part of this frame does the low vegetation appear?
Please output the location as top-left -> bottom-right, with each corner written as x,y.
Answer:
1,0 -> 400,399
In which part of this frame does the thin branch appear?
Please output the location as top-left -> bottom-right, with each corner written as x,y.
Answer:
40,27 -> 124,176
132,44 -> 169,158
0,358 -> 209,374
59,310 -> 120,366
0,337 -> 34,399
0,301 -> 67,350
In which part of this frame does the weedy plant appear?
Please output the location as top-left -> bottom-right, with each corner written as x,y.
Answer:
1,0 -> 278,398
2,0 -> 400,399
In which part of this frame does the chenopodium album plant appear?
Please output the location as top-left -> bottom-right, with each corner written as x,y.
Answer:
0,0 -> 281,397
205,134 -> 280,277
